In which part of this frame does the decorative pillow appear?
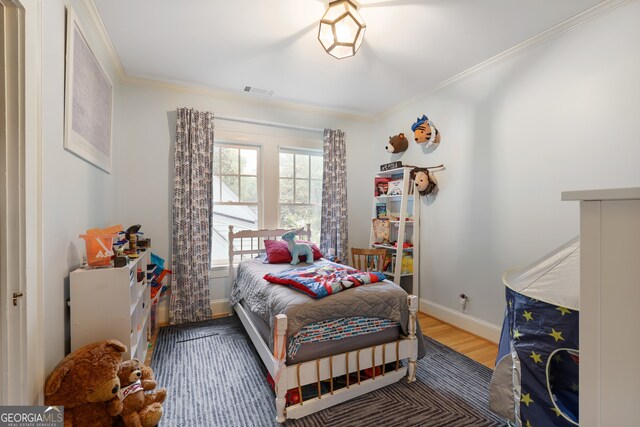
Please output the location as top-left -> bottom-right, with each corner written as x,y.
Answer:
264,239 -> 323,264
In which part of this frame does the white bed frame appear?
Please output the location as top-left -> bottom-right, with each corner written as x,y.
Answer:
228,225 -> 418,423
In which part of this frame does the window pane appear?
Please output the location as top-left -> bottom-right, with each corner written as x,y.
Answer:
213,176 -> 221,202
240,176 -> 257,202
240,149 -> 257,175
295,179 -> 309,203
221,175 -> 239,202
310,180 -> 322,204
280,205 -> 322,244
213,146 -> 220,175
211,204 -> 259,263
279,152 -> 293,178
220,147 -> 238,174
280,178 -> 294,203
310,155 -> 323,179
295,154 -> 309,178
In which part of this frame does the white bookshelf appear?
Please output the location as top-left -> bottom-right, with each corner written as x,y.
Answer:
70,249 -> 152,361
370,167 -> 420,297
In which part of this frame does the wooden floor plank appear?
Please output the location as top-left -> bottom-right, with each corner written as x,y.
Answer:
418,312 -> 498,370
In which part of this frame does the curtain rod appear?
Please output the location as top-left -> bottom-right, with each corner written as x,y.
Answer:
215,114 -> 324,133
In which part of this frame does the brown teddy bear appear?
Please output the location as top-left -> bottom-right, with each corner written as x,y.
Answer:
115,359 -> 166,427
44,339 -> 127,427
385,133 -> 409,153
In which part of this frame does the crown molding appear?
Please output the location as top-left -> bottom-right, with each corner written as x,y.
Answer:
120,73 -> 371,121
78,0 -> 126,80
375,0 -> 638,120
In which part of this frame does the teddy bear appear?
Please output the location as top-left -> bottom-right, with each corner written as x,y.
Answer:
44,339 -> 127,427
410,167 -> 438,196
115,359 -> 166,427
411,115 -> 441,146
385,133 -> 408,153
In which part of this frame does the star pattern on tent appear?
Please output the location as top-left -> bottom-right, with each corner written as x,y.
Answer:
571,382 -> 579,392
553,353 -> 563,363
549,328 -> 565,342
525,418 -> 534,427
551,406 -> 563,417
530,351 -> 542,364
523,310 -> 533,321
509,300 -> 513,307
513,328 -> 523,340
556,306 -> 572,316
521,392 -> 534,407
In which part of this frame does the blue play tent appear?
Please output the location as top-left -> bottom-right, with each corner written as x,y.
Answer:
489,238 -> 580,427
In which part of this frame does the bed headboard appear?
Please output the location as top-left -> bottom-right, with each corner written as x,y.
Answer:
227,224 -> 311,283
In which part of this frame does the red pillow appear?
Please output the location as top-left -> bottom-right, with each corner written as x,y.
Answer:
263,240 -> 323,264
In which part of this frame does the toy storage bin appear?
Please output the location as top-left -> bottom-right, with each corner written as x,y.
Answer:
79,234 -> 117,267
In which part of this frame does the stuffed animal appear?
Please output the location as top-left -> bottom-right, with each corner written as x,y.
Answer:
410,167 -> 438,196
139,365 -> 158,391
115,359 -> 166,427
44,339 -> 127,427
385,133 -> 409,153
281,229 -> 314,265
411,115 -> 441,146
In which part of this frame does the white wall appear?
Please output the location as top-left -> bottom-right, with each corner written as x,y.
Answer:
115,82 -> 372,318
368,2 -> 640,326
42,0 -> 122,375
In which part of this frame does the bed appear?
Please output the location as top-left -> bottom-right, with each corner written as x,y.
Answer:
228,225 -> 424,423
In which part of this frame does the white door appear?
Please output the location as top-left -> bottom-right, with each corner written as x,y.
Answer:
0,0 -> 27,404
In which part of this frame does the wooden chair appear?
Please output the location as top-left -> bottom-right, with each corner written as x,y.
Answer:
351,248 -> 388,272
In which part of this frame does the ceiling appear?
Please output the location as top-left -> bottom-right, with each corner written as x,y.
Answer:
93,0 -> 604,116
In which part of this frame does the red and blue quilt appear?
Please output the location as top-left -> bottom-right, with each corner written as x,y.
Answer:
263,260 -> 387,299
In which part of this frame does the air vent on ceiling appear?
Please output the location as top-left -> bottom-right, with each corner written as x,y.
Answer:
243,86 -> 274,96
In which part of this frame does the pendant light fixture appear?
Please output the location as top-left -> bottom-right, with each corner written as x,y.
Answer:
318,0 -> 366,59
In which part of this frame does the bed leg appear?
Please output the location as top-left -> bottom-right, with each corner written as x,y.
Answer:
274,314 -> 288,423
407,295 -> 418,383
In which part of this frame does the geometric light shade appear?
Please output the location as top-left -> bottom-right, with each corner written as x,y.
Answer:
318,0 -> 366,59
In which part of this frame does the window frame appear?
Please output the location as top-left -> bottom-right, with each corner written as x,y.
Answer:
211,141 -> 262,267
278,147 -> 323,243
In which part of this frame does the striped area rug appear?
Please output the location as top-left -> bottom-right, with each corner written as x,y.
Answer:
151,316 -> 505,427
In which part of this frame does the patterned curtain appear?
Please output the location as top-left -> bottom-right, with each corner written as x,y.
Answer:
169,108 -> 214,325
320,129 -> 349,260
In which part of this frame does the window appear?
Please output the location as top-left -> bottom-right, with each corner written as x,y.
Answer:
279,149 -> 323,244
211,144 -> 260,264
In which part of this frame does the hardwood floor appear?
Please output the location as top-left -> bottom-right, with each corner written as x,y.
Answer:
147,313 -> 499,370
418,312 -> 498,369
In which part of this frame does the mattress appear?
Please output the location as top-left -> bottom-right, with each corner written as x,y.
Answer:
230,257 -> 426,360
239,299 -> 400,365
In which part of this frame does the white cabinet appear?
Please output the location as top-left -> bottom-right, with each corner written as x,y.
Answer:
70,250 -> 152,361
370,167 -> 420,297
562,188 -> 640,427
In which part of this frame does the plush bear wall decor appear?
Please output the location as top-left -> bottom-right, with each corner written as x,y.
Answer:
411,115 -> 441,146
281,228 -> 314,265
385,133 -> 409,153
115,359 -> 166,427
44,339 -> 127,427
410,167 -> 439,197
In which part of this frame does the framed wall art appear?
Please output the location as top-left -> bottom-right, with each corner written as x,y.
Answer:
64,7 -> 113,173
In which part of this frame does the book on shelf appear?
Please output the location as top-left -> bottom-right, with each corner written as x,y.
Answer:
374,177 -> 391,196
387,179 -> 403,196
375,203 -> 388,219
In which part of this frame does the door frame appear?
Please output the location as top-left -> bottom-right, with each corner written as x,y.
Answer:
0,0 -> 43,405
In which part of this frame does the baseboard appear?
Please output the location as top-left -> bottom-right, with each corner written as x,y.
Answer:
155,298 -> 232,325
419,298 -> 501,344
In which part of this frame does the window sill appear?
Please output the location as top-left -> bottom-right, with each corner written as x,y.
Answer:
209,264 -> 231,279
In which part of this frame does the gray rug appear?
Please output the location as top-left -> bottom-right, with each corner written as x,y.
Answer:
151,316 -> 506,427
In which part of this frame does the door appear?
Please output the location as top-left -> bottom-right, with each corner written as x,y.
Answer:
1,0 -> 27,404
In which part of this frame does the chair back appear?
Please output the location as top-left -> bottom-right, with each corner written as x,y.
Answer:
351,248 -> 388,273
